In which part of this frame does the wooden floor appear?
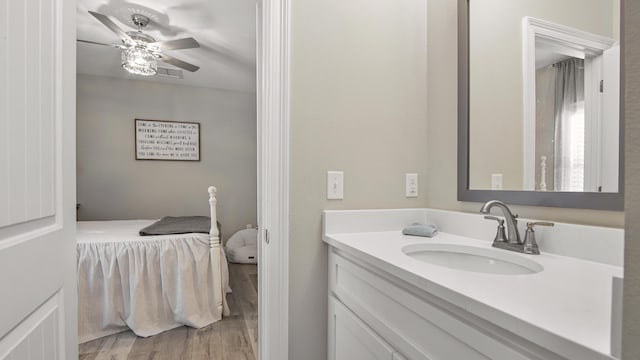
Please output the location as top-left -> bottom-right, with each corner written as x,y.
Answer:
79,263 -> 258,360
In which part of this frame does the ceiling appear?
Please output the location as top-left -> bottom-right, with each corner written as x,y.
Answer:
536,46 -> 572,70
76,0 -> 256,92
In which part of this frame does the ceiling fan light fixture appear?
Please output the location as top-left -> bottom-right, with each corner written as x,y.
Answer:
121,46 -> 157,76
86,10 -> 200,74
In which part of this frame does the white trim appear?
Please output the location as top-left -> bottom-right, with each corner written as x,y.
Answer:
522,18 -> 537,191
257,0 -> 290,359
60,0 -> 79,356
522,17 -> 616,191
584,56 -> 604,192
600,44 -> 621,193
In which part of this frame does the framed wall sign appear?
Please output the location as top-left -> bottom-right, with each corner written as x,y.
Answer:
135,119 -> 201,161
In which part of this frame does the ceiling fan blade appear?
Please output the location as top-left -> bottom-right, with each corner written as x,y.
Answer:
88,11 -> 132,43
77,39 -> 117,47
150,37 -> 200,51
159,54 -> 200,72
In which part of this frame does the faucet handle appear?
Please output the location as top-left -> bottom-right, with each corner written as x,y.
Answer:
526,221 -> 554,230
523,222 -> 554,255
483,215 -> 504,224
484,216 -> 507,243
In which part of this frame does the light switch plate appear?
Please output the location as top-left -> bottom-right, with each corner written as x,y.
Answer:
406,173 -> 418,197
327,171 -> 344,200
491,174 -> 503,190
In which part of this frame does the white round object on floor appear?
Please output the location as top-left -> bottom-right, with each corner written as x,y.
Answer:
225,228 -> 258,264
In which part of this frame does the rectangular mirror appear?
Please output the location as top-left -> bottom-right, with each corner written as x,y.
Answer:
458,0 -> 624,210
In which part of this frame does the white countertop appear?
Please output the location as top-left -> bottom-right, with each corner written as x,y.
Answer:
323,230 -> 623,360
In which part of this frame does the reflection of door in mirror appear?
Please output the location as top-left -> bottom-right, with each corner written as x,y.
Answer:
523,17 -> 619,193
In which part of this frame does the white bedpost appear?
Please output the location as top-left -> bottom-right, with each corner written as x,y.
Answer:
208,186 -> 224,317
208,186 -> 219,245
540,156 -> 548,191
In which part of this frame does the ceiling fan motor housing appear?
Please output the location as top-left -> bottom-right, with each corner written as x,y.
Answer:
126,31 -> 157,45
131,14 -> 150,29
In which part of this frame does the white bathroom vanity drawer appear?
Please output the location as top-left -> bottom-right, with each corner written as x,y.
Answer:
330,297 -> 399,360
328,249 -> 568,360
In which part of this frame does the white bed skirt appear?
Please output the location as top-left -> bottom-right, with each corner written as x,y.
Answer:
77,220 -> 230,343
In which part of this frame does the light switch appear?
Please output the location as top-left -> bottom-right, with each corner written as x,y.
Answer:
327,171 -> 344,200
406,173 -> 418,197
491,174 -> 503,190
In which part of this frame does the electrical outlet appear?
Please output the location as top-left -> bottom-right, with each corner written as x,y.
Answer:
406,173 -> 418,197
327,171 -> 344,200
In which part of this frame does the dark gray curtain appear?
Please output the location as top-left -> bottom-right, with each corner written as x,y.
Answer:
553,58 -> 585,191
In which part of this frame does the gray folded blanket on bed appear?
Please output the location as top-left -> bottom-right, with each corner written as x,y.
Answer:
139,216 -> 221,237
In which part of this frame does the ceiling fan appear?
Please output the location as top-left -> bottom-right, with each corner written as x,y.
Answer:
78,11 -> 200,76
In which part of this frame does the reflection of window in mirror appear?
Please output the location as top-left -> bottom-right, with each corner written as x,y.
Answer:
535,57 -> 586,192
523,17 -> 619,193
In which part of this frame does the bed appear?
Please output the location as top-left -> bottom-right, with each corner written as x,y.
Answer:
77,186 -> 230,343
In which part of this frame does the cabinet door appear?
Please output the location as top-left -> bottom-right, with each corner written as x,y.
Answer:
331,297 -> 395,360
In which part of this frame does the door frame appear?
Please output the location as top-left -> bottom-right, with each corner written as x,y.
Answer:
68,0 -> 291,357
521,16 -> 616,191
257,0 -> 291,358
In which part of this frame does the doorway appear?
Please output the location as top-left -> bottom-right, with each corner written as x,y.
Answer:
0,0 -> 289,358
75,1 -> 260,358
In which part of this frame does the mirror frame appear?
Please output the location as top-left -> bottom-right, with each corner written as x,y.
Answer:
457,0 -> 625,210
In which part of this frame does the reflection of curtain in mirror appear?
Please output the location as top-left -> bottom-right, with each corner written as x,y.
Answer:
554,58 -> 585,192
535,66 -> 556,191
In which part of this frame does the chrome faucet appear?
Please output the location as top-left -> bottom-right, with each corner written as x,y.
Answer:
480,200 -> 521,245
480,200 -> 554,255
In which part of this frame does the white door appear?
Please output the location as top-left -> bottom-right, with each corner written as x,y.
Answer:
600,43 -> 620,193
0,0 -> 77,359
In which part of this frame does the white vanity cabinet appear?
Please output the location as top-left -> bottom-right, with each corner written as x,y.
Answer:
327,248 -> 571,360
324,209 -> 622,360
330,297 -> 399,360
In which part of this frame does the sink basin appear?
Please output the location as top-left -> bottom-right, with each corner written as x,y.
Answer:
402,243 -> 543,275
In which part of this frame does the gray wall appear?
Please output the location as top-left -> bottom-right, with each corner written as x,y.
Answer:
76,74 -> 257,241
289,0 -> 428,358
623,0 -> 640,358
